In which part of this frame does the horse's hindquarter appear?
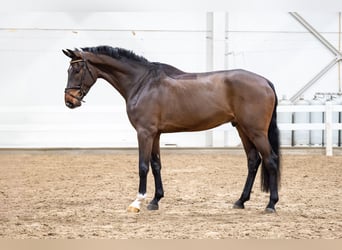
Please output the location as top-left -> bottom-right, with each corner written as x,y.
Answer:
225,70 -> 276,131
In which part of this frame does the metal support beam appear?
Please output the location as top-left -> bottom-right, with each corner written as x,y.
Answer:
290,12 -> 342,58
289,12 -> 342,102
290,58 -> 339,102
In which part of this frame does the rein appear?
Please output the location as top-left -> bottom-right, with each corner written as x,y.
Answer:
64,57 -> 96,103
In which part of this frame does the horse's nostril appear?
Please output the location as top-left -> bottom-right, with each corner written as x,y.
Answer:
66,101 -> 74,108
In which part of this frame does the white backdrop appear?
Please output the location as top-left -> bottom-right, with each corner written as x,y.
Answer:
0,12 -> 341,147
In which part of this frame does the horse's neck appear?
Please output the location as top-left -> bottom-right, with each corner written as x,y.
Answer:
97,59 -> 145,101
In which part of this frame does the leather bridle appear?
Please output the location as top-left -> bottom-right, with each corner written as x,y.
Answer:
64,57 -> 96,103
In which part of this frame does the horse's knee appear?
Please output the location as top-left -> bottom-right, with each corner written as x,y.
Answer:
139,164 -> 149,177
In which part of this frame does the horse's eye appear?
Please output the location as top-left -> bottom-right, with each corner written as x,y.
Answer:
71,64 -> 79,72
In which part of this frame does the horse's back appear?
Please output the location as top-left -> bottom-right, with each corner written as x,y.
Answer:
166,69 -> 275,110
147,69 -> 275,132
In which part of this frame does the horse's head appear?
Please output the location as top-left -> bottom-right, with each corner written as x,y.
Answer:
62,49 -> 97,109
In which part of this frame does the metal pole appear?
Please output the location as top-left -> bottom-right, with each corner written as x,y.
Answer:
290,58 -> 338,103
289,12 -> 342,102
338,12 -> 341,92
290,12 -> 342,57
325,101 -> 333,156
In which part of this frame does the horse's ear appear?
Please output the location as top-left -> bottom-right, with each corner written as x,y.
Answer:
62,49 -> 76,59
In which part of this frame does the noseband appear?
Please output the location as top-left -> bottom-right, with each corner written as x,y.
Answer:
64,57 -> 96,103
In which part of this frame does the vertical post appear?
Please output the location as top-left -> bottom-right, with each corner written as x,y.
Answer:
325,101 -> 333,156
206,12 -> 213,72
212,12 -> 226,71
339,12 -> 341,92
205,12 -> 214,147
205,12 -> 227,147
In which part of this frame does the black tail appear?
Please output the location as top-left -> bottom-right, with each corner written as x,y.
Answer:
261,81 -> 281,192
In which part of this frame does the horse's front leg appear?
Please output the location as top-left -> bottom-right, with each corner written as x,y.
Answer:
147,133 -> 164,210
127,130 -> 154,213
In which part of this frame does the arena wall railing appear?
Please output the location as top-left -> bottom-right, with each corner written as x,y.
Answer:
277,103 -> 342,156
1,104 -> 342,155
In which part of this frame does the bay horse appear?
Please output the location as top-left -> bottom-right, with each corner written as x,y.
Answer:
63,46 -> 281,213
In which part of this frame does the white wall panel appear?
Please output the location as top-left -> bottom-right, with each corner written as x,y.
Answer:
0,12 -> 341,148
226,12 -> 342,99
0,12 -> 210,148
0,12 -> 207,30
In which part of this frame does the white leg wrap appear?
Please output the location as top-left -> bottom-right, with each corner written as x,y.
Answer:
129,193 -> 146,210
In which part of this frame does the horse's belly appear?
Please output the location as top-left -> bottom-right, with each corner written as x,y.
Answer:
160,110 -> 234,133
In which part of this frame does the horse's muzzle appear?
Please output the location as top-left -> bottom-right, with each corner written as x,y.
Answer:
64,92 -> 82,109
65,101 -> 78,109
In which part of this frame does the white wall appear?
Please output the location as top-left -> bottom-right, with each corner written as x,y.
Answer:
0,12 -> 341,148
227,12 -> 341,99
0,12 -> 210,147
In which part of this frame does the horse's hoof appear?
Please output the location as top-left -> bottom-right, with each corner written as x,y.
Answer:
127,206 -> 140,213
233,201 -> 244,209
264,207 -> 276,213
147,203 -> 159,211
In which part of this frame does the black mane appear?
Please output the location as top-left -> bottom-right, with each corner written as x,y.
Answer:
81,45 -> 185,76
81,46 -> 149,64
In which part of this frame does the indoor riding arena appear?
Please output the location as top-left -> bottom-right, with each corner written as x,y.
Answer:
1,10 -> 342,239
1,149 -> 342,239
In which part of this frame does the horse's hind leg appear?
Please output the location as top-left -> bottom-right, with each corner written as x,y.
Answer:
251,132 -> 279,212
233,127 -> 261,209
147,133 -> 164,210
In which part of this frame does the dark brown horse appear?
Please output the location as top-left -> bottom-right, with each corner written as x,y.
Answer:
63,46 -> 281,213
